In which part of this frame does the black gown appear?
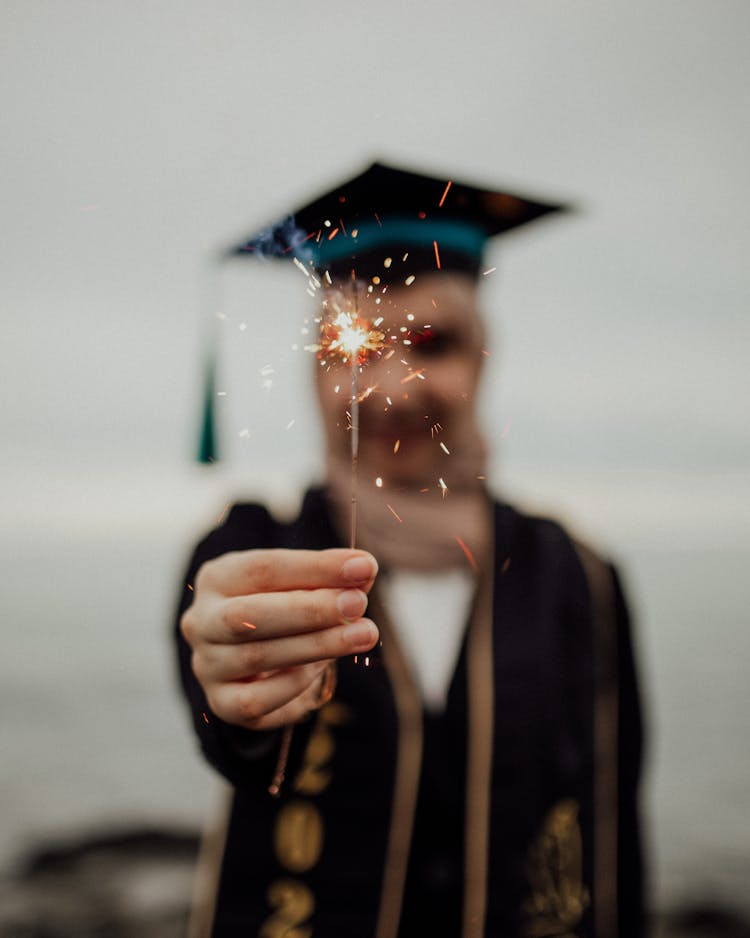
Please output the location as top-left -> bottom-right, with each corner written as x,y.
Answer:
174,487 -> 646,937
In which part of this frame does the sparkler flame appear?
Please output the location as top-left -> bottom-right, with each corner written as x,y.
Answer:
317,310 -> 386,365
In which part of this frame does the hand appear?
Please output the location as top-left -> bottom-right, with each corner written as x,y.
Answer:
180,548 -> 379,731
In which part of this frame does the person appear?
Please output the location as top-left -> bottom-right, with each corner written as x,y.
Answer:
175,162 -> 646,937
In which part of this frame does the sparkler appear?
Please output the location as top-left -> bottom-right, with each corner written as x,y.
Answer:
315,288 -> 386,547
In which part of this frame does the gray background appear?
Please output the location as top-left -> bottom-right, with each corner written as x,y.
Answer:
1,0 -> 748,917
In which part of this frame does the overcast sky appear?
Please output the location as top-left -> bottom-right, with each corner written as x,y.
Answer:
2,1 -> 747,529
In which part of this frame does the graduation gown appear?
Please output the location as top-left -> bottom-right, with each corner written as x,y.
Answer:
174,488 -> 646,937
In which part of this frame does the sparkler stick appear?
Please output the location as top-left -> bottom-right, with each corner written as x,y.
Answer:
349,351 -> 359,549
347,283 -> 362,548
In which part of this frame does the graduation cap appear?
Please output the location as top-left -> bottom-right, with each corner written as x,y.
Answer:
224,160 -> 566,284
199,160 -> 568,462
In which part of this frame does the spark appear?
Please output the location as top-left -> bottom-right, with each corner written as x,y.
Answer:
293,257 -> 310,277
217,503 -> 230,524
438,180 -> 453,207
386,503 -> 403,523
384,257 -> 392,268
356,385 -> 376,403
328,227 -> 340,240
202,712 -> 210,724
375,477 -> 383,488
455,536 -> 478,572
501,556 -> 511,575
431,422 -> 443,438
482,267 -> 497,276
393,439 -> 400,453
434,240 -> 441,269
405,275 -> 416,286
217,391 -> 227,397
187,583 -> 194,591
401,369 -> 425,384
438,477 -> 449,497
286,419 -> 295,430
241,621 -> 257,630
439,442 -> 450,455
365,656 -> 370,667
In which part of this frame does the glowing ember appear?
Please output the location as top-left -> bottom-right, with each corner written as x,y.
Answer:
217,503 -> 230,524
386,503 -> 403,522
455,536 -> 478,572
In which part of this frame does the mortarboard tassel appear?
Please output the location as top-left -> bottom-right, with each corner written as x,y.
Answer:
197,350 -> 218,464
196,260 -> 223,464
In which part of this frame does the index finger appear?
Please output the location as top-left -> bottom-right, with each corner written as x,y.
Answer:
198,548 -> 378,597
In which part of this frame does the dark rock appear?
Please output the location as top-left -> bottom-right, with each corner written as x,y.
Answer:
0,827 -> 200,938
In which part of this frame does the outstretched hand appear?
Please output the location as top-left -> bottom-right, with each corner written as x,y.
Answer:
180,548 -> 379,731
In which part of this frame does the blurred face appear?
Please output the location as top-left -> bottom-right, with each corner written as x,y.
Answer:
314,272 -> 486,485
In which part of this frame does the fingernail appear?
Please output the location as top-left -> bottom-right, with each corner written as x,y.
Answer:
337,589 -> 367,619
342,555 -> 378,583
343,621 -> 377,649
